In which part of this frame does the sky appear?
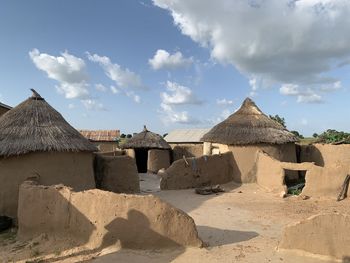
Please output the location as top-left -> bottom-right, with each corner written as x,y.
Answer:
1,0 -> 350,136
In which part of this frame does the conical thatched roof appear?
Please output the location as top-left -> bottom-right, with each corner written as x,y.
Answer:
121,126 -> 170,149
0,89 -> 97,157
201,98 -> 298,145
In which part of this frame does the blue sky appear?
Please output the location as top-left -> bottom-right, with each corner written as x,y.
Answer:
0,0 -> 350,136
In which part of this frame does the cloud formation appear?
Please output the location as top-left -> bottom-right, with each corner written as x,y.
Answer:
29,49 -> 89,99
216,98 -> 233,106
159,81 -> 202,124
149,49 -> 193,70
153,0 -> 350,102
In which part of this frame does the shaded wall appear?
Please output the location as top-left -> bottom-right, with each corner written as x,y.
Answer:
208,143 -> 297,183
299,143 -> 350,167
0,107 -> 9,117
94,154 -> 140,194
18,181 -> 203,249
93,141 -> 119,152
0,152 -> 95,218
169,143 -> 203,161
160,152 -> 234,190
147,149 -> 170,173
279,213 -> 350,260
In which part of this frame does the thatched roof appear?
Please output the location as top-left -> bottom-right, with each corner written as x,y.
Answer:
121,126 -> 170,149
0,89 -> 97,157
201,98 -> 298,145
0,102 -> 12,110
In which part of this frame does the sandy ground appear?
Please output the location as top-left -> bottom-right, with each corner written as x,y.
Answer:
1,173 -> 349,263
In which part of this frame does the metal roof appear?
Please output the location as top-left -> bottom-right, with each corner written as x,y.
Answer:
164,128 -> 210,143
0,102 -> 12,110
79,130 -> 120,142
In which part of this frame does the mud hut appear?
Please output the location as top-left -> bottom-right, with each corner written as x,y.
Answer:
201,98 -> 298,183
79,129 -> 120,152
121,126 -> 171,173
0,89 -> 97,218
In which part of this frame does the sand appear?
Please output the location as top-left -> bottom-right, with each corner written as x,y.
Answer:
1,173 -> 349,262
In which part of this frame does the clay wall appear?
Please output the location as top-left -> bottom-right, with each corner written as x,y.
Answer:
0,152 -> 95,218
160,152 -> 234,190
18,181 -> 203,250
279,213 -> 350,260
94,154 -> 140,194
169,143 -> 203,161
147,149 -> 170,173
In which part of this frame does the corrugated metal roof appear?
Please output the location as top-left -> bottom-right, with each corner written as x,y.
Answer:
79,130 -> 120,142
164,128 -> 210,143
0,102 -> 12,110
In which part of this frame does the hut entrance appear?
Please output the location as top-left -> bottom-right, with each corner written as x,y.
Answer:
135,148 -> 148,173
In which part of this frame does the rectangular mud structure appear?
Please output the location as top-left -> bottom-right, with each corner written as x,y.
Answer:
94,154 -> 140,194
279,213 -> 350,260
160,152 -> 234,190
18,181 -> 203,250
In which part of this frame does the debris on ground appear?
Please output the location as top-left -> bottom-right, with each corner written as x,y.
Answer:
195,185 -> 225,195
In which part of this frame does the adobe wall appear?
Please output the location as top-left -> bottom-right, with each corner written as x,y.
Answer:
256,151 -> 314,195
0,152 -> 95,218
18,181 -> 203,249
301,164 -> 350,199
210,143 -> 297,183
170,143 -> 203,161
99,150 -> 125,157
93,141 -> 119,152
299,143 -> 350,167
160,152 -> 234,190
279,213 -> 350,260
94,154 -> 140,194
125,148 -> 135,158
147,149 -> 170,173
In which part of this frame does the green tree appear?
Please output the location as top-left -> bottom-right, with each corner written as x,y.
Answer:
312,133 -> 318,138
290,130 -> 304,139
126,134 -> 132,139
120,134 -> 126,138
269,114 -> 286,128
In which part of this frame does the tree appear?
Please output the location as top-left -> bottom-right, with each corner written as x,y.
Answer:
290,130 -> 304,139
312,133 -> 318,138
120,134 -> 126,138
126,134 -> 132,138
269,114 -> 286,128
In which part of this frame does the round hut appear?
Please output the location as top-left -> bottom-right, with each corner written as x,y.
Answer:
201,98 -> 298,183
121,126 -> 171,173
0,89 -> 97,218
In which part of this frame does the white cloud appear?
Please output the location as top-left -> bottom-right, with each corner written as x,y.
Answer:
161,81 -> 202,105
153,0 -> 350,101
159,81 -> 202,124
81,99 -> 106,111
68,103 -> 76,109
216,98 -> 233,106
29,49 -> 89,99
95,83 -> 107,92
149,49 -> 193,70
159,103 -> 199,124
87,52 -> 144,90
110,86 -> 119,94
279,83 -> 332,103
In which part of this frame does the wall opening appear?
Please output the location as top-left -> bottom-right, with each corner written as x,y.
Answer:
135,148 -> 148,173
284,169 -> 306,195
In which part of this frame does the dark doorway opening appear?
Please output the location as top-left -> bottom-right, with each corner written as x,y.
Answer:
284,169 -> 306,195
135,148 -> 148,173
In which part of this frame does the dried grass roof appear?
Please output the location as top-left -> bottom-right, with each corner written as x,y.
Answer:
201,98 -> 298,145
121,126 -> 170,149
0,89 -> 97,157
79,129 -> 120,142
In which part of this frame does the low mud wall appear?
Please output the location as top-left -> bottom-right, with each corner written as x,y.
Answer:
147,149 -> 170,173
160,152 -> 234,190
170,143 -> 204,161
279,213 -> 350,260
299,143 -> 350,167
18,181 -> 203,250
255,151 -> 350,199
94,154 -> 140,194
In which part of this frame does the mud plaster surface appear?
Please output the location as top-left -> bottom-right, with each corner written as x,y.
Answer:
2,180 -> 350,263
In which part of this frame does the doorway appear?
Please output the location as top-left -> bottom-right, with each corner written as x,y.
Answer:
135,148 -> 148,173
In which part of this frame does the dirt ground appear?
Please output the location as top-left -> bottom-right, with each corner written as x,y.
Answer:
1,173 -> 349,263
